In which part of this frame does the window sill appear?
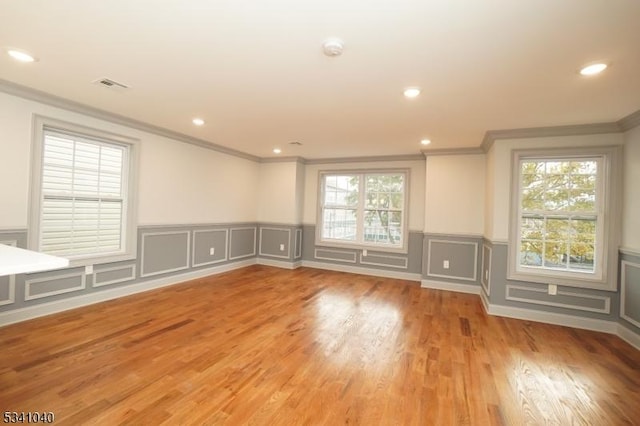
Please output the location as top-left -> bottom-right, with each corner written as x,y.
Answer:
315,239 -> 408,255
64,251 -> 136,268
507,269 -> 616,292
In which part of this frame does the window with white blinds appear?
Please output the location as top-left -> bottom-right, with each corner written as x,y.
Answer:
36,128 -> 130,259
30,116 -> 135,265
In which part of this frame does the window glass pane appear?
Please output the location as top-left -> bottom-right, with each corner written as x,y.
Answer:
544,241 -> 568,269
569,243 -> 595,272
520,240 -> 543,266
322,208 -> 357,241
324,175 -> 358,207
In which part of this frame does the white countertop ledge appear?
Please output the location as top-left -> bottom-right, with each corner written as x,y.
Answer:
0,244 -> 69,276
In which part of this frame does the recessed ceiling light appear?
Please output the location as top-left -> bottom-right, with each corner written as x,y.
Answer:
7,49 -> 36,63
192,118 -> 205,126
403,87 -> 421,98
580,63 -> 607,76
420,139 -> 431,146
273,148 -> 282,154
322,38 -> 344,57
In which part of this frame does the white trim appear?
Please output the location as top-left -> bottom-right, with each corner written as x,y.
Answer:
229,227 -> 257,260
92,264 -> 137,288
0,240 -> 17,306
257,258 -> 302,270
25,272 -> 86,301
314,248 -> 357,263
424,232 -> 485,239
0,228 -> 28,233
483,301 -> 618,334
140,230 -> 191,278
259,227 -> 291,259
620,247 -> 640,257
481,244 -> 492,296
506,285 -> 611,314
426,239 -> 478,282
192,229 -> 229,268
302,260 -> 421,282
295,229 -> 303,259
0,259 -> 257,327
420,279 -> 481,295
480,288 -> 490,311
620,261 -> 640,329
617,323 -> 640,351
359,252 -> 408,269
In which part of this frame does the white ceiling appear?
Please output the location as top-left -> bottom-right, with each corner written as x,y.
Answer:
1,0 -> 639,159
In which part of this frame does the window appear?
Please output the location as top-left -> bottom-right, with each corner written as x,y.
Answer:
508,147 -> 621,290
29,117 -> 137,266
318,170 -> 408,252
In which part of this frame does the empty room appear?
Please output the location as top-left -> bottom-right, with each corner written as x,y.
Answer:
1,1 -> 640,424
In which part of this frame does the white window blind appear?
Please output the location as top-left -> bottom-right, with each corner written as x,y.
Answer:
39,130 -> 128,258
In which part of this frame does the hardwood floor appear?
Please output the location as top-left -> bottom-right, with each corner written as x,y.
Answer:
1,265 -> 639,425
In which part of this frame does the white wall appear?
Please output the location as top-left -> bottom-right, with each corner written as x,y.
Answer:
0,91 -> 260,228
424,154 -> 485,235
257,161 -> 300,224
623,126 -> 640,251
485,133 -> 625,242
303,160 -> 425,231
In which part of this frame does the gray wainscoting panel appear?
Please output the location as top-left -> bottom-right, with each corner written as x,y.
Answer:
93,264 -> 137,288
481,243 -> 492,295
193,229 -> 228,267
141,231 -> 191,278
25,271 -> 86,301
315,248 -> 357,263
621,260 -> 640,328
229,227 -> 257,260
427,239 -> 478,281
0,239 -> 17,306
259,227 -> 291,259
295,229 -> 303,259
506,284 -> 610,314
360,252 -> 408,269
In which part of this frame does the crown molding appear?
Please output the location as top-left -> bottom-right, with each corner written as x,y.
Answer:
0,79 -> 261,163
421,147 -> 484,156
304,154 -> 424,165
619,108 -> 640,132
480,122 -> 622,152
259,156 -> 307,164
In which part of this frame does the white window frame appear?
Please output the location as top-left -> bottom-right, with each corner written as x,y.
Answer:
28,115 -> 138,267
508,146 -> 621,291
316,169 -> 410,253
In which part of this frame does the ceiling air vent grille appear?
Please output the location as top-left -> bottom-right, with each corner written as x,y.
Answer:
93,78 -> 129,90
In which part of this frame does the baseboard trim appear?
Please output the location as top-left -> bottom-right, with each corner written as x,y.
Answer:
420,279 -> 481,295
483,301 -> 618,334
617,323 -> 640,351
257,258 -> 302,270
0,258 -> 257,327
301,260 -> 421,282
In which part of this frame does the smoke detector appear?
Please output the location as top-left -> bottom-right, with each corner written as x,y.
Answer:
322,38 -> 344,57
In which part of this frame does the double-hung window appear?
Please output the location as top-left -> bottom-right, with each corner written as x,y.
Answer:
318,170 -> 408,252
508,147 -> 621,290
29,117 -> 137,266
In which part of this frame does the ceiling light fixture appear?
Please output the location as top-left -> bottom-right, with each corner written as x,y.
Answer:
404,87 -> 421,98
7,49 -> 36,63
273,148 -> 282,154
322,38 -> 344,57
420,139 -> 431,146
192,118 -> 205,126
580,63 -> 607,76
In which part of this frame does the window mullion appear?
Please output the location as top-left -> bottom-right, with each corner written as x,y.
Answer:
357,174 -> 365,244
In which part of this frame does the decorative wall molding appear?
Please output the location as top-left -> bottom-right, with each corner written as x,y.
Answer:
93,264 -> 137,288
314,248 -> 357,263
359,252 -> 408,269
192,228 -> 229,268
421,147 -> 484,156
305,154 -> 424,165
420,279 -> 481,295
505,285 -> 611,314
259,227 -> 291,259
302,260 -> 421,282
621,261 -> 640,329
295,229 -> 303,259
229,227 -> 257,260
426,239 -> 478,282
0,240 -> 17,306
140,230 -> 191,278
620,247 -> 640,258
481,244 -> 492,296
25,271 -> 86,301
619,108 -> 640,132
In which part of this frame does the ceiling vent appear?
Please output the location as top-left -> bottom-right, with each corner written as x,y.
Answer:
289,141 -> 303,146
93,78 -> 129,91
